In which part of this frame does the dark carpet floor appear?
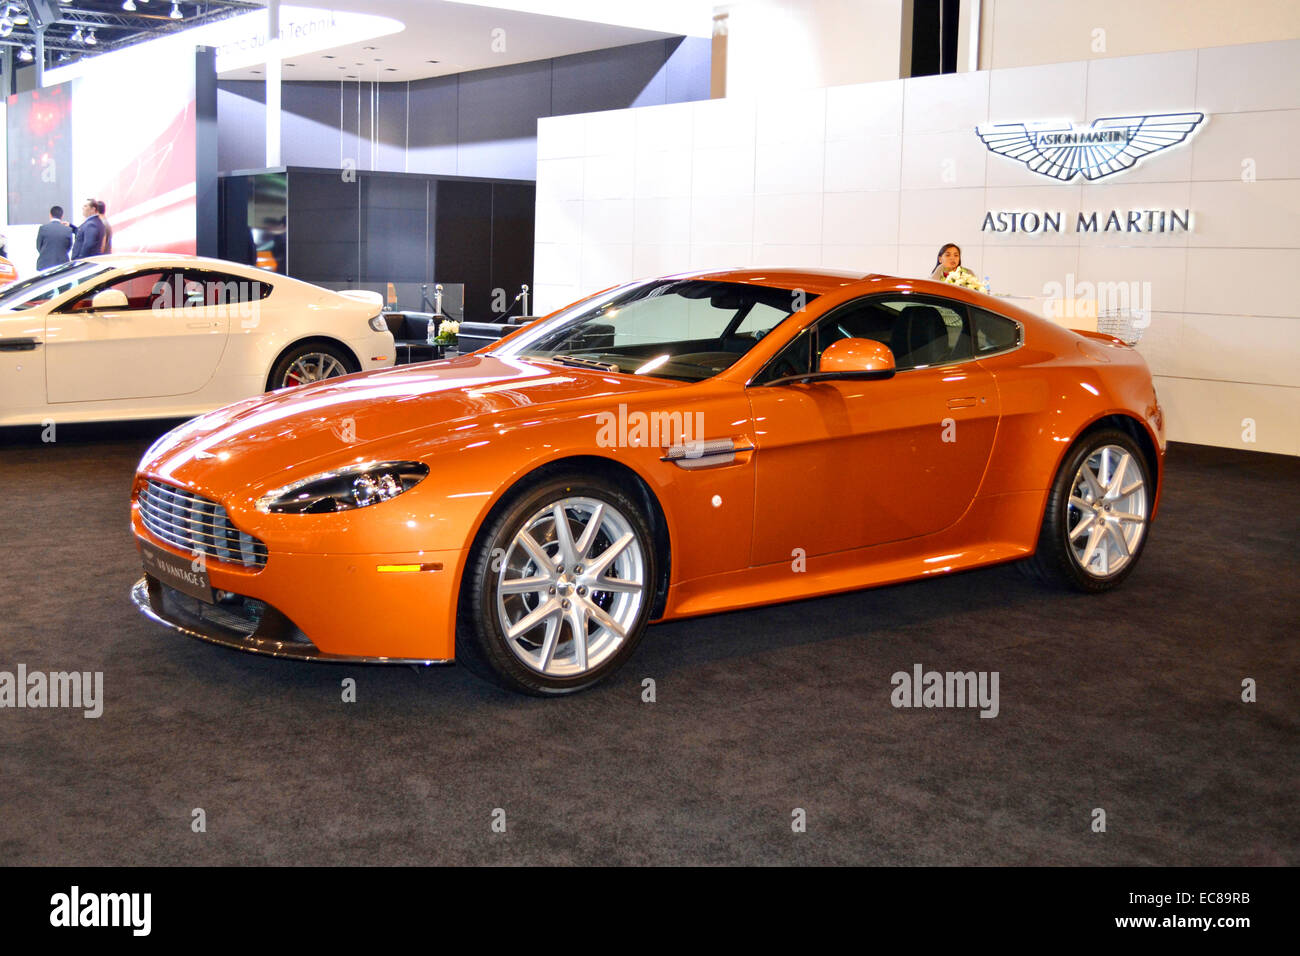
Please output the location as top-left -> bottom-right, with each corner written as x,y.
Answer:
1,422 -> 1296,866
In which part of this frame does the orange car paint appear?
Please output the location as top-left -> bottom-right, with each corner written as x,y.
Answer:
132,270 -> 1164,661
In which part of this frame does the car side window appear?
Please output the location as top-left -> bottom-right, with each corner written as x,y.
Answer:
870,298 -> 972,369
64,271 -> 169,312
189,270 -> 273,306
753,294 -> 981,383
971,307 -> 1022,356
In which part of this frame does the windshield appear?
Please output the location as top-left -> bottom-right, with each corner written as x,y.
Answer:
494,279 -> 816,382
0,261 -> 113,312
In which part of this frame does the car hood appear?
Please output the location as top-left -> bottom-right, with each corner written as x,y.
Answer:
141,353 -> 680,488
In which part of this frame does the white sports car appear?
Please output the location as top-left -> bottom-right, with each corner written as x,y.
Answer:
0,254 -> 395,426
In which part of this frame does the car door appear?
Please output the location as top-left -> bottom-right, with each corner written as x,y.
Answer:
45,268 -> 230,404
746,293 -> 1001,567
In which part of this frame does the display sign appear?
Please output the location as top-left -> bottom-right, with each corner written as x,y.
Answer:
976,112 -> 1206,182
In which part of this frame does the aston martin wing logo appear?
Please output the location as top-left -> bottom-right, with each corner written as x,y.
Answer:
975,112 -> 1205,181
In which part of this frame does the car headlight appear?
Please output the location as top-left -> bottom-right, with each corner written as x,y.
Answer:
256,461 -> 428,514
368,315 -> 387,332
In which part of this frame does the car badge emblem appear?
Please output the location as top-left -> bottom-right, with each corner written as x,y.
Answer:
976,112 -> 1205,181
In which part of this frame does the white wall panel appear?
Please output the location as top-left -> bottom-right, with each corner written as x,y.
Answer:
1177,313 -> 1300,388
821,244 -> 899,274
583,153 -> 635,201
1195,39 -> 1300,113
536,113 -> 586,160
897,188 -> 987,246
821,191 -> 901,246
900,131 -> 989,190
756,88 -> 827,145
689,195 -> 755,244
691,97 -> 756,151
1154,377 -> 1298,455
1184,248 -> 1295,318
824,136 -> 902,192
987,61 -> 1089,124
1075,246 -> 1189,315
582,199 -> 634,243
691,147 -> 756,197
755,141 -> 825,195
902,71 -> 990,135
634,197 -> 693,245
1186,180 -> 1300,248
825,80 -> 904,140
1190,110 -> 1300,182
755,193 -> 823,246
633,243 -> 693,278
634,150 -> 693,198
1084,50 -> 1198,117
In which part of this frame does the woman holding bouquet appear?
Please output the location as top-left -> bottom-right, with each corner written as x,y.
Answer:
930,242 -> 963,280
930,242 -> 989,293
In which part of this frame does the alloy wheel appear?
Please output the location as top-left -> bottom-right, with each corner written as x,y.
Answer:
1066,444 -> 1148,577
495,496 -> 647,677
281,352 -> 347,387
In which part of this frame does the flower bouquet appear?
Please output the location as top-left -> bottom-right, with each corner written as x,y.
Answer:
943,266 -> 989,294
432,319 -> 460,346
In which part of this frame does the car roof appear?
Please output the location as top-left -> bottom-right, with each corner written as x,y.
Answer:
82,253 -> 268,275
673,267 -> 872,295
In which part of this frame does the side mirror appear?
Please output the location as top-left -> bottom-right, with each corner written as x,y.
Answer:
91,289 -> 129,311
819,337 -> 896,374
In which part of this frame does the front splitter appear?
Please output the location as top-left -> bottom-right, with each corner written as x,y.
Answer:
130,578 -> 452,666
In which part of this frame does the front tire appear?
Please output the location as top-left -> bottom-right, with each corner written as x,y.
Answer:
1022,428 -> 1153,592
456,475 -> 658,695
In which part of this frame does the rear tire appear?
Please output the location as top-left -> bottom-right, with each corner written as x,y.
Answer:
456,474 -> 658,696
1021,428 -> 1153,592
267,341 -> 356,391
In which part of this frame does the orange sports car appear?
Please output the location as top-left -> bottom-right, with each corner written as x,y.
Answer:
131,269 -> 1164,695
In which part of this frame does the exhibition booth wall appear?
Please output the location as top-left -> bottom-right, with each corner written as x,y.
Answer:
532,37 -> 1300,456
217,36 -> 711,182
2,44 -> 215,274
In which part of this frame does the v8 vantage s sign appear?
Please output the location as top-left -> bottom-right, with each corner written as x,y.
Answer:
976,112 -> 1206,182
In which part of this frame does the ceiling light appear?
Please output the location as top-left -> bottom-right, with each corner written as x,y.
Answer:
85,29 -> 97,45
17,45 -> 33,62
169,2 -> 182,19
13,11 -> 27,26
70,25 -> 83,43
122,0 -> 136,10
0,17 -> 12,38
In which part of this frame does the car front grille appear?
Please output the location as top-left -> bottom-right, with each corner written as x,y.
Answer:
138,479 -> 268,569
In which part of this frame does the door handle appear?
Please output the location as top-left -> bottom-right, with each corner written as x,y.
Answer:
0,337 -> 42,351
947,396 -> 977,409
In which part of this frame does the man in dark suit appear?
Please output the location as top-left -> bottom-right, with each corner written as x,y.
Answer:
69,198 -> 105,260
36,205 -> 75,270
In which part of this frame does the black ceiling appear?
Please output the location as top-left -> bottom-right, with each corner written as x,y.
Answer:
1,0 -> 264,69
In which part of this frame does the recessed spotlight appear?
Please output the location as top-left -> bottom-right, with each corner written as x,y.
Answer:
345,74 -> 357,79
384,67 -> 397,72
362,46 -> 376,51
425,60 -> 439,64
322,54 -> 335,59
